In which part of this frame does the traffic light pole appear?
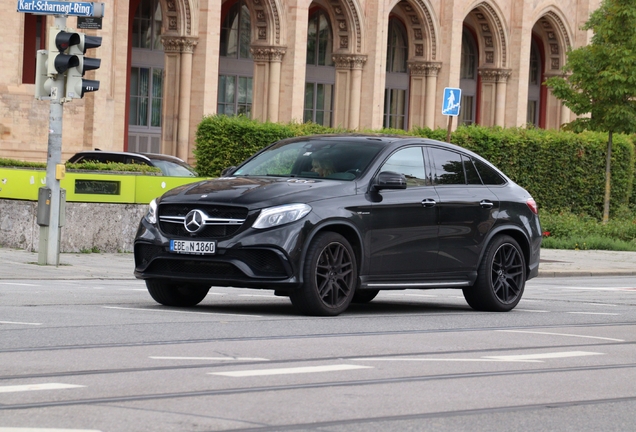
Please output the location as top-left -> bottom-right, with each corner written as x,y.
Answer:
38,15 -> 67,266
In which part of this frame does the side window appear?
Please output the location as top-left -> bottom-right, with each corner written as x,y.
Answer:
380,147 -> 428,187
464,155 -> 482,185
473,159 -> 506,185
429,148 -> 466,185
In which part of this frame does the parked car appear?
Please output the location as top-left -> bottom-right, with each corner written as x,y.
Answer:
67,150 -> 197,177
134,134 -> 541,316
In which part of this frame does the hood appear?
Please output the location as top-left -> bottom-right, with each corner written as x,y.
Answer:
158,176 -> 357,209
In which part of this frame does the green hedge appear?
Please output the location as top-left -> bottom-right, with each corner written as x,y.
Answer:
0,158 -> 161,174
193,116 -> 635,219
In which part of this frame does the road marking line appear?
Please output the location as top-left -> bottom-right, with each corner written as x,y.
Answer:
385,293 -> 438,298
238,294 -> 283,298
0,321 -> 42,326
497,329 -> 625,342
585,303 -> 618,307
150,356 -> 269,361
567,312 -> 619,316
0,428 -> 102,432
483,351 -> 604,361
210,364 -> 373,377
0,383 -> 85,394
352,357 -> 542,363
515,309 -> 550,313
559,287 -> 636,292
101,306 -> 261,318
0,282 -> 40,287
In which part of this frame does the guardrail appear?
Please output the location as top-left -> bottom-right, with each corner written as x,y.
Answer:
0,167 -> 205,203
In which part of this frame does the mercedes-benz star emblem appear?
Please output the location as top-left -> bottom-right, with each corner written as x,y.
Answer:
184,209 -> 205,233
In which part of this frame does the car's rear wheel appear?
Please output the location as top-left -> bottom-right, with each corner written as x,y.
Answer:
146,280 -> 210,307
463,235 -> 526,312
351,289 -> 380,304
290,232 -> 357,316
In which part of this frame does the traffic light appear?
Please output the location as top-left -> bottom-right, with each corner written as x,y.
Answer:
34,50 -> 52,100
47,26 -> 80,77
65,32 -> 102,99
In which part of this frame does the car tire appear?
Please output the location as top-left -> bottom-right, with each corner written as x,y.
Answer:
290,232 -> 357,316
351,289 -> 380,304
463,235 -> 526,312
146,279 -> 210,307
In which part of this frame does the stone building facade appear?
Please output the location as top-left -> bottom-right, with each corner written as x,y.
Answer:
2,0 -> 600,164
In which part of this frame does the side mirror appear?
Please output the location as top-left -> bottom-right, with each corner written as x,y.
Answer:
372,171 -> 407,191
220,166 -> 237,177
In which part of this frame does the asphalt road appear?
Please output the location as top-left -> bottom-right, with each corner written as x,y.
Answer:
1,276 -> 636,431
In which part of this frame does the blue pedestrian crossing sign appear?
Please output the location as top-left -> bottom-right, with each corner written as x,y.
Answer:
442,87 -> 461,117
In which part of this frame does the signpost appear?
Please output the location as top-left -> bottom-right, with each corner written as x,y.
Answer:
442,87 -> 461,143
17,1 -> 104,265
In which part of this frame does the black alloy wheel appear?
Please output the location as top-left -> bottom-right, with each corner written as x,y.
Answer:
290,232 -> 357,316
463,235 -> 526,312
146,280 -> 210,307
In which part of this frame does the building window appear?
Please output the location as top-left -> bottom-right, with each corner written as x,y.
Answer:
22,13 -> 46,84
218,75 -> 253,116
218,0 -> 253,118
527,39 -> 542,127
130,67 -> 163,128
384,17 -> 409,130
305,8 -> 334,126
306,9 -> 333,66
460,29 -> 478,125
220,0 -> 252,60
132,0 -> 163,50
304,82 -> 333,126
129,0 -> 164,153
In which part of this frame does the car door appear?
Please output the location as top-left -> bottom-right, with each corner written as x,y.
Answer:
368,146 -> 440,278
427,146 -> 499,274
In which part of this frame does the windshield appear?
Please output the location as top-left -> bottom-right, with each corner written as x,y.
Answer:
149,159 -> 197,177
233,139 -> 384,180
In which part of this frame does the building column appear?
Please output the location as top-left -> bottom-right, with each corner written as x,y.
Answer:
177,38 -> 197,161
424,63 -> 442,129
479,68 -> 511,127
407,61 -> 441,129
333,54 -> 367,129
251,46 -> 287,123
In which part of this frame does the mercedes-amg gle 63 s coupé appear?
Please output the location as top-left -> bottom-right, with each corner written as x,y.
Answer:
134,135 -> 541,316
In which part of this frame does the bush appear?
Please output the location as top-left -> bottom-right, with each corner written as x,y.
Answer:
193,116 -> 636,219
540,209 -> 636,250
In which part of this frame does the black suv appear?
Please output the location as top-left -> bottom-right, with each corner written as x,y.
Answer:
134,135 -> 541,316
68,151 -> 197,177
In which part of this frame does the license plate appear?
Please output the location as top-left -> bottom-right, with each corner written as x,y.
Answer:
170,240 -> 216,255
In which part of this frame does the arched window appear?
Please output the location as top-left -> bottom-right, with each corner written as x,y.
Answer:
304,8 -> 334,126
384,17 -> 409,130
129,0 -> 164,153
218,0 -> 253,117
527,38 -> 543,126
459,28 -> 478,125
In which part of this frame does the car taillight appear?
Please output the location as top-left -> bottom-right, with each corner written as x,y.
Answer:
526,198 -> 538,215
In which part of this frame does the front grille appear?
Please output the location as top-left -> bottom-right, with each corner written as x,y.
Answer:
158,204 -> 248,238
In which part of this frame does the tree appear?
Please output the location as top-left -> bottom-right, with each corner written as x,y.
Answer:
546,0 -> 636,223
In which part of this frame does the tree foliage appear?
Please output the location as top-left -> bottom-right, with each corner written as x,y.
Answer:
546,0 -> 636,133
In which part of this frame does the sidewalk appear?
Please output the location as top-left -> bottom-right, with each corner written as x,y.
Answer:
0,247 -> 634,280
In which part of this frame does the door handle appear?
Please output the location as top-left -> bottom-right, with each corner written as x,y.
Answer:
480,200 -> 494,209
421,198 -> 437,208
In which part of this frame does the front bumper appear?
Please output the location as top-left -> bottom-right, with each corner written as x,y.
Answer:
133,216 -> 307,290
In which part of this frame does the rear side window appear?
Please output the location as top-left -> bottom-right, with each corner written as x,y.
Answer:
473,159 -> 506,185
428,148 -> 465,185
464,156 -> 482,185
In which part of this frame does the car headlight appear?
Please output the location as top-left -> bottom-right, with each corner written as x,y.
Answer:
145,199 -> 158,224
253,204 -> 311,229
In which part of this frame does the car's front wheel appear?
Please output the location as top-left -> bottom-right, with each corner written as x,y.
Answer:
146,280 -> 210,307
290,232 -> 357,316
463,235 -> 526,312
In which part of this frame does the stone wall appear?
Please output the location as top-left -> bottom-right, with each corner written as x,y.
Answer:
0,199 -> 146,253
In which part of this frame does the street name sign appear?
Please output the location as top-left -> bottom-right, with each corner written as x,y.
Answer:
442,87 -> 461,117
17,0 -> 105,17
